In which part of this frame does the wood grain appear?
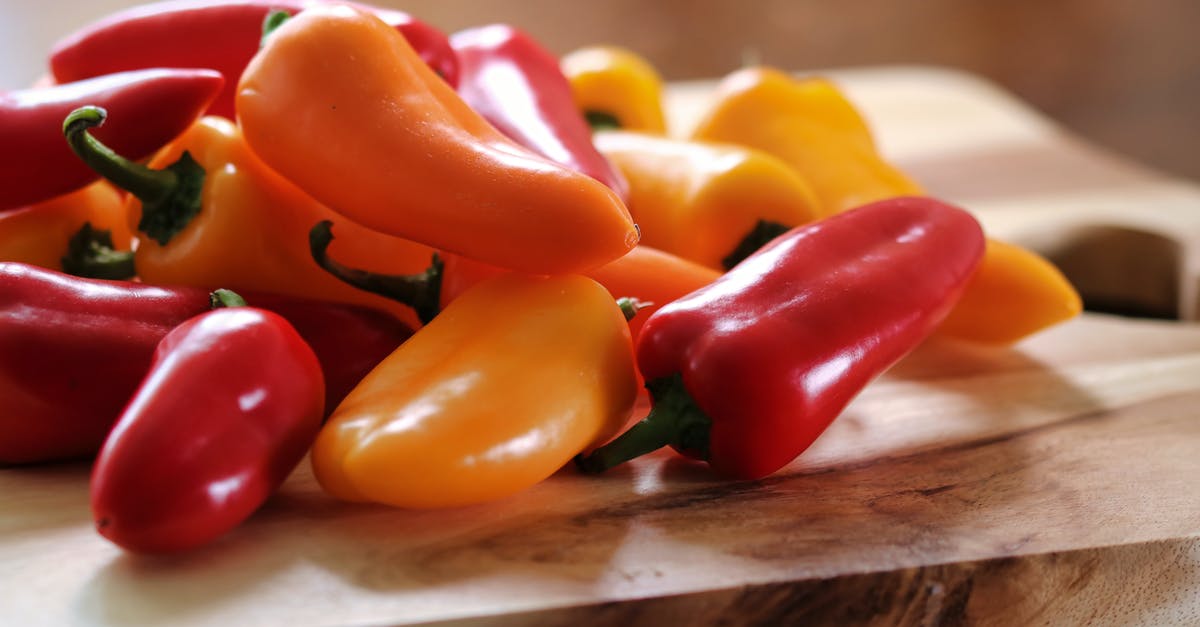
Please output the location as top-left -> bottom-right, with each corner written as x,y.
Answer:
2,67 -> 1199,626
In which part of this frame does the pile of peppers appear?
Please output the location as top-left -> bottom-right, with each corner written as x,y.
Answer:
0,0 -> 1082,554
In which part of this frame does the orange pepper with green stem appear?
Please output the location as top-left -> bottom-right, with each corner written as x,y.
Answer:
63,107 -> 435,328
595,130 -> 821,270
237,6 -> 637,275
0,180 -> 133,278
561,45 -> 667,133
311,221 -> 719,342
690,66 -> 921,216
311,273 -> 639,508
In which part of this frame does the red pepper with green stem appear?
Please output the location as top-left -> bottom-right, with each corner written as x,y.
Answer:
0,263 -> 410,465
50,0 -> 459,119
449,24 -> 628,200
91,289 -> 324,553
576,196 -> 986,479
0,68 -> 222,212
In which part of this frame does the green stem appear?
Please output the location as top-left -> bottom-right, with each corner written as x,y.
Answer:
616,297 -> 652,322
585,110 -> 622,131
260,9 -> 291,48
209,289 -> 248,309
60,222 -> 136,280
722,219 -> 791,270
575,373 -> 712,473
308,220 -> 444,324
62,106 -> 206,246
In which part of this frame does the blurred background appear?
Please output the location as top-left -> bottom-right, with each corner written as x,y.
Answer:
3,0 -> 1197,180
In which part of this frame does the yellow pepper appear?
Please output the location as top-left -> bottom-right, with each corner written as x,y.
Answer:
561,45 -> 667,133
691,66 -> 1081,342
690,66 -> 922,215
0,181 -> 132,277
595,130 -> 821,269
312,273 -> 639,508
937,239 -> 1082,344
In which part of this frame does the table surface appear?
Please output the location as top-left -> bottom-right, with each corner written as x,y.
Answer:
3,65 -> 1200,627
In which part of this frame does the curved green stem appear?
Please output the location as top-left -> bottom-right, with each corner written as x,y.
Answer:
62,106 -> 206,246
575,373 -> 712,473
308,220 -> 444,324
722,219 -> 791,270
61,222 -> 135,280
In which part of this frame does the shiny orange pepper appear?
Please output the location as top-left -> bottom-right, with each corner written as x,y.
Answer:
690,66 -> 922,216
311,273 -> 639,508
311,222 -> 718,342
0,181 -> 132,276
64,108 -> 435,328
595,130 -> 821,269
237,6 -> 637,275
937,239 -> 1082,343
560,45 -> 668,133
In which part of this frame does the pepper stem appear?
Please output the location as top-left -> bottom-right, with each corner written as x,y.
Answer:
62,106 -> 205,246
585,110 -> 622,131
308,221 -> 443,324
261,9 -> 291,48
575,373 -> 712,473
722,219 -> 791,270
209,289 -> 248,309
61,222 -> 135,280
616,297 -> 652,322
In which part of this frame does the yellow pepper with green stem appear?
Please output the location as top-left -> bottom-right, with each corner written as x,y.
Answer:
595,130 -> 821,270
561,45 -> 667,133
691,66 -> 1081,343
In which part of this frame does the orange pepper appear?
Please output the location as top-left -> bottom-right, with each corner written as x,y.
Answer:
237,6 -> 637,275
595,130 -> 821,269
587,245 -> 720,342
0,181 -> 132,276
311,222 -> 718,341
63,108 -> 435,328
560,45 -> 667,133
311,273 -> 639,508
690,66 -> 921,216
937,239 -> 1082,344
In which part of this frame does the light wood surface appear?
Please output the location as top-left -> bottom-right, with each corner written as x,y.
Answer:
3,66 -> 1200,626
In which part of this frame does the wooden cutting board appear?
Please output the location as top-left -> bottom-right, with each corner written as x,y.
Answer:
3,66 -> 1199,626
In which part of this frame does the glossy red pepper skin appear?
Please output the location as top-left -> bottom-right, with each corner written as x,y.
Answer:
449,24 -> 628,200
582,197 -> 986,479
50,0 -> 459,119
0,68 -> 223,212
91,305 -> 323,553
0,263 -> 409,465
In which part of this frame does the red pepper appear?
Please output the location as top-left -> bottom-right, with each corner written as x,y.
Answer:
449,24 -> 628,200
49,0 -> 459,120
577,197 -> 986,479
0,263 -> 410,465
0,68 -> 222,212
90,290 -> 323,553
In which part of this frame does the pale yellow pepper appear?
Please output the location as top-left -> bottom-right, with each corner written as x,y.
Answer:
561,45 -> 667,133
595,130 -> 821,269
690,66 -> 921,216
